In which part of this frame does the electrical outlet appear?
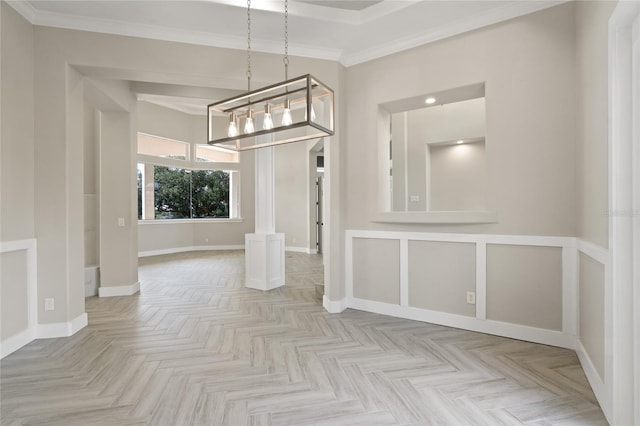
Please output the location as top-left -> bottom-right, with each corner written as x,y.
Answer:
45,298 -> 55,311
410,195 -> 420,202
466,291 -> 476,305
118,217 -> 125,227
204,238 -> 209,243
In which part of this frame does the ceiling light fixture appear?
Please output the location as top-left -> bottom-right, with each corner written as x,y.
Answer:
425,97 -> 436,104
207,0 -> 334,151
457,140 -> 464,144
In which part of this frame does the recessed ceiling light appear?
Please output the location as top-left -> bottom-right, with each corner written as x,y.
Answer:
457,140 -> 464,144
425,97 -> 436,104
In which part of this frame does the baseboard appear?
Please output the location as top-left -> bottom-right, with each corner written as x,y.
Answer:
347,297 -> 576,350
323,295 -> 347,313
1,328 -> 36,359
37,312 -> 89,339
99,281 -> 140,297
285,246 -> 318,254
576,339 -> 609,420
138,245 -> 245,258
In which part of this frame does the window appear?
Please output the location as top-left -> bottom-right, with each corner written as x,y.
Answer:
137,133 -> 240,221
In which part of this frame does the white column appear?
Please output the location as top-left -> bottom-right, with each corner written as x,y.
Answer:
245,146 -> 285,290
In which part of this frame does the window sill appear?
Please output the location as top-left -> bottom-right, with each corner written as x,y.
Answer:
138,218 -> 244,225
372,211 -> 497,224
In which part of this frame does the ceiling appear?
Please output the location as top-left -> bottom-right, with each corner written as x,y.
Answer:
10,0 -> 566,67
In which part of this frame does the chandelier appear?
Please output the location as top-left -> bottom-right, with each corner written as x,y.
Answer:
207,0 -> 334,151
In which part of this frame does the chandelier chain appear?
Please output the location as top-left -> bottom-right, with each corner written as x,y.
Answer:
247,0 -> 252,91
283,0 -> 289,80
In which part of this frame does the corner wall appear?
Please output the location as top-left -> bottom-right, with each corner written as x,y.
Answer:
1,2 -> 37,357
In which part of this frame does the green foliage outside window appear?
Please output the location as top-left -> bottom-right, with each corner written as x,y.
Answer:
138,164 -> 230,220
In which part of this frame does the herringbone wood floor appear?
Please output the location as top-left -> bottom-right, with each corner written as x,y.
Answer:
1,251 -> 607,425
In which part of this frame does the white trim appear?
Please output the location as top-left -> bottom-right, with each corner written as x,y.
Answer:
0,329 -> 35,359
138,244 -> 245,258
138,218 -> 244,225
562,242 -> 578,337
577,238 -> 610,265
36,313 -> 88,339
475,238 -> 487,320
7,0 -> 566,67
399,239 -> 409,308
0,239 -> 38,358
576,339 -> 608,415
322,295 -> 347,314
346,229 -> 570,247
285,246 -> 318,255
608,2 -> 640,423
341,1 -> 568,66
98,281 -> 140,298
348,297 -> 575,350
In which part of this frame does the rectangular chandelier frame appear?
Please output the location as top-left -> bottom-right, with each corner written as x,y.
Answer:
208,74 -> 334,152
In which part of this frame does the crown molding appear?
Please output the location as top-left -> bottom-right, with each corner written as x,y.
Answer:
7,0 -> 568,68
6,1 -> 342,62
339,0 -> 568,67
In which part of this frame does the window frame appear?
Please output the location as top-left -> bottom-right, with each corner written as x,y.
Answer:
137,132 -> 242,223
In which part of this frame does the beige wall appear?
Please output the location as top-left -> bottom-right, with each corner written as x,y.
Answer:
25,22 -> 341,313
408,241 -> 476,317
486,244 -> 563,331
575,1 -> 616,249
1,4 -> 36,340
579,253 -> 605,380
346,3 -> 576,236
0,250 -> 29,340
429,142 -> 487,211
275,142 -> 312,250
1,3 -> 34,242
138,101 -> 202,145
352,238 -> 400,304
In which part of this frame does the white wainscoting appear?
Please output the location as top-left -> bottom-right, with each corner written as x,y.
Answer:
335,230 -> 612,417
0,239 -> 38,358
342,230 -> 577,349
576,238 -> 610,419
1,239 -> 90,359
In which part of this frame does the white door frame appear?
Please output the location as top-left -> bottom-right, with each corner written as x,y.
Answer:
608,2 -> 640,424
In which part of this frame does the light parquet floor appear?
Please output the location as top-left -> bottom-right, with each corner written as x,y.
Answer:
1,251 -> 607,425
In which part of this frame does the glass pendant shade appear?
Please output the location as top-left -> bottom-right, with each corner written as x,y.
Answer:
244,110 -> 254,134
227,113 -> 238,137
208,74 -> 334,151
263,104 -> 274,130
281,99 -> 293,126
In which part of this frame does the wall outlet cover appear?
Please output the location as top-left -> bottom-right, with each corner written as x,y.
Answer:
466,291 -> 476,305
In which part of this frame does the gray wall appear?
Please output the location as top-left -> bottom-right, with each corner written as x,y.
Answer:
22,19 -> 342,324
408,241 -> 476,317
352,238 -> 400,304
486,245 -> 563,331
1,3 -> 35,339
1,3 -> 34,242
576,1 -> 615,249
346,3 -> 577,236
1,250 -> 29,340
429,142 -> 486,212
579,253 -> 605,379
